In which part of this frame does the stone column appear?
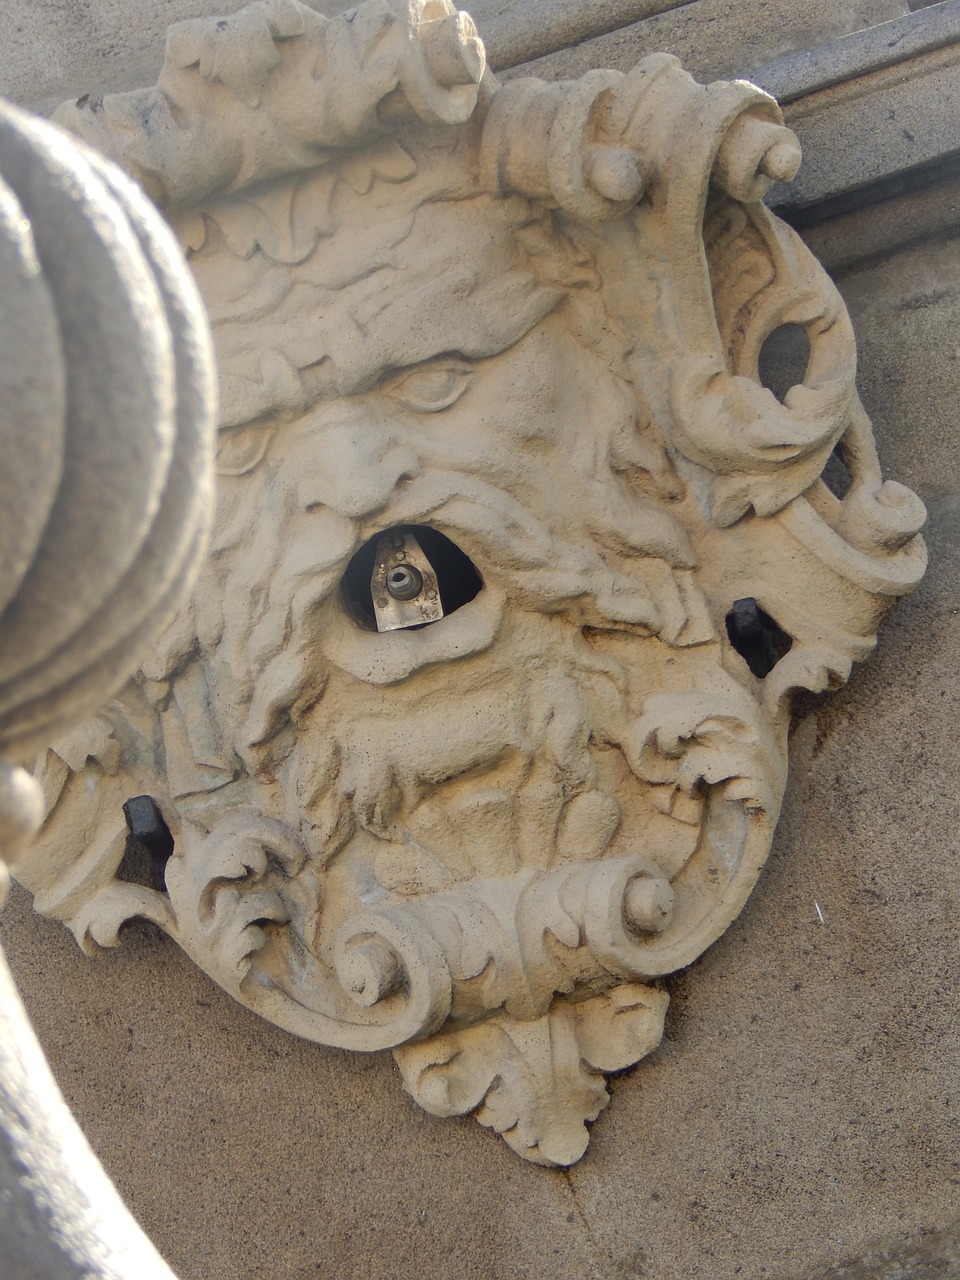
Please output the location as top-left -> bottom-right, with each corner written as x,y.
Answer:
0,98 -> 216,1278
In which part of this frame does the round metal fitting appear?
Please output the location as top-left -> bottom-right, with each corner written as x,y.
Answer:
386,563 -> 424,601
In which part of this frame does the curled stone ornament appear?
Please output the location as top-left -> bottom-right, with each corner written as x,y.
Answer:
15,0 -> 926,1166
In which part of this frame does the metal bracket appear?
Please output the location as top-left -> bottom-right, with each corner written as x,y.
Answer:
371,530 -> 444,632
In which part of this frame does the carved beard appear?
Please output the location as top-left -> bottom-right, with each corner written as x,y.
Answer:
185,421 -> 734,915
286,604 -> 726,885
145,291 -> 792,1066
203,525 -> 785,1024
192,309 -> 717,805
164,509 -> 784,1070
190,436 -> 716,848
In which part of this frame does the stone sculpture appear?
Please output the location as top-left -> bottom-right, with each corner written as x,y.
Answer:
0,96 -> 216,1277
14,0 -> 927,1166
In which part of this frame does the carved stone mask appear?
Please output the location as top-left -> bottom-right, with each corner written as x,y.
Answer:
17,0 -> 926,1165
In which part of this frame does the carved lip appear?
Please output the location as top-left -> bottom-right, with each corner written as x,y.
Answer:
323,583 -> 503,684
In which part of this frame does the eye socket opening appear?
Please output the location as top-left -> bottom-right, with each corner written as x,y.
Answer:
339,525 -> 483,632
725,597 -> 793,679
757,323 -> 811,402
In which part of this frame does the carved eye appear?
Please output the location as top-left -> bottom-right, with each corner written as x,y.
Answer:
382,359 -> 475,413
215,423 -> 274,476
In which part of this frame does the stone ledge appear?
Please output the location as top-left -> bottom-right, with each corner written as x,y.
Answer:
797,163 -> 960,272
461,0 -> 691,71
494,0 -> 959,265
731,2 -> 960,266
500,0 -> 909,87
744,0 -> 960,102
767,38 -> 960,217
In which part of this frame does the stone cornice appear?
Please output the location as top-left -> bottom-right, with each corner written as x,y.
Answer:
744,2 -> 960,104
757,4 -> 960,223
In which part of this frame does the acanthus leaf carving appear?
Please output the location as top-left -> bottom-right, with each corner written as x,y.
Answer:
396,984 -> 669,1167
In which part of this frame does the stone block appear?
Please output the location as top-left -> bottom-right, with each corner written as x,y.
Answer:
502,0 -> 910,84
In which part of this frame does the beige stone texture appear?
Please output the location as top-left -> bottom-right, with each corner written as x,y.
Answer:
770,42 -> 960,216
1,2 -> 253,115
503,0 -> 910,84
0,1 -> 956,1275
6,0 -> 929,1172
3,222 -> 956,1280
3,0 -> 912,116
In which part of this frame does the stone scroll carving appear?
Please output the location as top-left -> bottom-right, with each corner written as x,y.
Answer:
14,0 -> 926,1166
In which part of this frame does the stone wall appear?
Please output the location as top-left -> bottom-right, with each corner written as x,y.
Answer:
0,0 -> 911,112
1,3 -> 957,1278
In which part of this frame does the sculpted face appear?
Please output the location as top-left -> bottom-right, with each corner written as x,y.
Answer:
142,160 -> 795,1158
20,1 -> 926,1165
187,174 -> 702,839
175,175 -> 761,1013
230,306 -> 703,877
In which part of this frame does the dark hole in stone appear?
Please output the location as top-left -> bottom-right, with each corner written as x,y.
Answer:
340,525 -> 483,630
822,443 -> 853,499
757,323 -> 811,402
118,795 -> 173,891
725,597 -> 793,679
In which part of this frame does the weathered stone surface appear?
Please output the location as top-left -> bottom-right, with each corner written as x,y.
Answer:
744,2 -> 960,103
799,168 -> 960,271
3,206 -> 955,1280
0,1 -> 252,114
0,0 -> 956,1275
308,0 -> 695,70
808,1223 -> 960,1280
0,946 -> 177,1280
2,0 -> 912,114
769,42 -> 960,215
405,0 -> 690,70
503,0 -> 910,85
1,882 -> 603,1280
6,0 -> 927,1169
3,230 -> 956,1276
